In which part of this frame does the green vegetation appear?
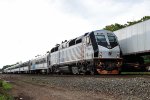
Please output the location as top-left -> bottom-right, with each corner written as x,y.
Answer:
0,95 -> 13,100
121,72 -> 150,75
143,55 -> 150,64
144,59 -> 150,64
1,81 -> 12,91
103,16 -> 150,31
0,80 -> 13,100
2,62 -> 19,73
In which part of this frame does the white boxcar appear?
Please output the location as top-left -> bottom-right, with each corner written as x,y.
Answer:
114,19 -> 150,55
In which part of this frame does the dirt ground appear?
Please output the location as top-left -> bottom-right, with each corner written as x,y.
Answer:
1,74 -> 116,100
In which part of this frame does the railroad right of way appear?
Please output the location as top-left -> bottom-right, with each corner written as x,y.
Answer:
1,74 -> 150,100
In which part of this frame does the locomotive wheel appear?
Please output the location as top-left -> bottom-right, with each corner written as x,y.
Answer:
86,65 -> 95,75
71,67 -> 79,75
90,70 -> 95,75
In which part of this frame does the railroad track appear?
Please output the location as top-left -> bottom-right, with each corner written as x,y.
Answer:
2,73 -> 150,79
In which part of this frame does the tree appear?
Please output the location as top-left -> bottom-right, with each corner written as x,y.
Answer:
141,16 -> 150,21
2,63 -> 18,70
104,23 -> 125,31
103,16 -> 150,31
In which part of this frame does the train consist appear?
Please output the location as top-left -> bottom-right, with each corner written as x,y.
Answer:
3,30 -> 122,74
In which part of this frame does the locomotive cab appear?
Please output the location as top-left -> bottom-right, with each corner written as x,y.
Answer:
88,30 -> 122,74
49,30 -> 122,75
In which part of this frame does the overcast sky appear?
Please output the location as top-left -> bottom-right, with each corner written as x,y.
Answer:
0,0 -> 150,68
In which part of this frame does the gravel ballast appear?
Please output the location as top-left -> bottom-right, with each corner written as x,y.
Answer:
1,74 -> 150,100
28,75 -> 150,100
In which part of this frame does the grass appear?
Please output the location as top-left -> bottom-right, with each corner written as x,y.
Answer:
144,59 -> 150,64
121,72 -> 150,75
0,80 -> 13,100
2,81 -> 12,91
0,95 -> 13,100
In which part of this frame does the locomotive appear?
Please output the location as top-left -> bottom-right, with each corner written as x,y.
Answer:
3,30 -> 122,74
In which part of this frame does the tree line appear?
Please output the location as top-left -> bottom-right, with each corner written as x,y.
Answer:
103,16 -> 150,31
2,63 -> 19,71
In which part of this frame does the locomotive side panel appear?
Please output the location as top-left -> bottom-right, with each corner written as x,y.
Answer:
59,43 -> 83,65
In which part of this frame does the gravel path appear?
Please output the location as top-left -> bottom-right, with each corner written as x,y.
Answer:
1,74 -> 150,100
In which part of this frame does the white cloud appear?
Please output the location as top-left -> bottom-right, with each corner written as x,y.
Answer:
52,0 -> 150,26
0,0 -> 92,67
0,0 -> 150,68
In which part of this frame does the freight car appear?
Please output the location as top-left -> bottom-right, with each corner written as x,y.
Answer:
114,19 -> 150,71
3,30 -> 122,74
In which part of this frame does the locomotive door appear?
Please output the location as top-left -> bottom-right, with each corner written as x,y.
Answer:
85,36 -> 92,60
81,38 -> 85,61
83,36 -> 90,60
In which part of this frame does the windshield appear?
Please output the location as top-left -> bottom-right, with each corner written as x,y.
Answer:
108,36 -> 117,42
107,35 -> 118,47
96,35 -> 106,42
95,35 -> 108,47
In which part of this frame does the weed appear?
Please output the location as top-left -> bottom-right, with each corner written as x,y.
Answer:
121,72 -> 150,74
0,80 -> 13,100
2,81 -> 12,90
0,95 -> 14,100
